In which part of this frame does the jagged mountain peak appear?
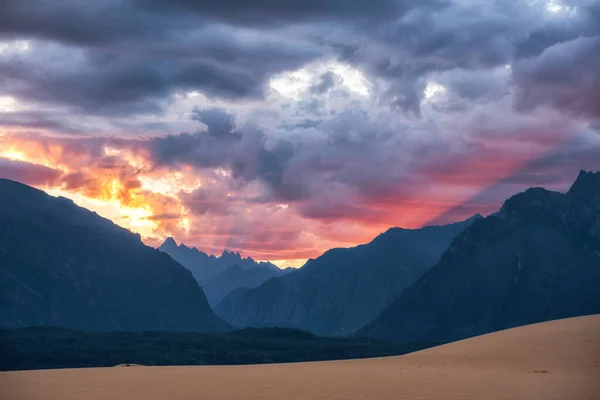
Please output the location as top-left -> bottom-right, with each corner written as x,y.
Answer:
158,240 -> 284,305
568,170 -> 600,205
358,170 -> 600,343
221,249 -> 242,259
571,170 -> 600,188
215,215 -> 480,336
162,237 -> 178,248
495,171 -> 600,223
468,213 -> 484,221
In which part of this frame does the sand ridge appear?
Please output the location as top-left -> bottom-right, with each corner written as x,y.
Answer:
2,315 -> 599,400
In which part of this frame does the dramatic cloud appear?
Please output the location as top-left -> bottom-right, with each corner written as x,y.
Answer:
0,37 -> 322,117
0,158 -> 62,186
136,0 -> 438,24
191,107 -> 239,139
513,36 -> 600,118
1,0 -> 599,266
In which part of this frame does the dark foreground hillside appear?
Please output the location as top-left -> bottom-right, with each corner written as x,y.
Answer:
0,327 -> 436,371
359,170 -> 600,342
0,179 -> 229,333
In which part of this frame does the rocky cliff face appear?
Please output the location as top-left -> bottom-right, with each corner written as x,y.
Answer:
358,171 -> 600,342
0,179 -> 231,332
158,238 -> 286,305
215,216 -> 481,336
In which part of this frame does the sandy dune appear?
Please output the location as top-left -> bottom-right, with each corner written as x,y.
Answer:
2,315 -> 599,400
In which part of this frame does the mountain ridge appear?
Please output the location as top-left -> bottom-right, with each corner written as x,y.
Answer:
357,170 -> 600,342
0,179 -> 231,333
215,215 -> 481,335
158,237 -> 286,305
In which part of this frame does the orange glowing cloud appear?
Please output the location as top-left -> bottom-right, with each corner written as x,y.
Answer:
0,133 -> 178,241
0,118 -> 593,268
0,132 -> 325,265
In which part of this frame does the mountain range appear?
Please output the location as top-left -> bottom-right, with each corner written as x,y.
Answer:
158,238 -> 290,305
357,170 -> 600,342
1,171 -> 598,346
0,179 -> 230,332
215,215 -> 482,335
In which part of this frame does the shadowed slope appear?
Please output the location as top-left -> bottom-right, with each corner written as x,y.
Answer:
0,179 -> 230,332
216,215 -> 481,335
359,171 -> 600,342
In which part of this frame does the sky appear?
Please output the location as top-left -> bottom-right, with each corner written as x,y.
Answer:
0,0 -> 599,268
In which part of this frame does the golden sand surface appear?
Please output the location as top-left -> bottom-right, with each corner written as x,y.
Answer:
2,315 -> 599,400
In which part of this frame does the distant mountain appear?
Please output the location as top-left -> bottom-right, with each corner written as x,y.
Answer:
158,238 -> 287,305
215,215 -> 481,336
0,179 -> 231,332
202,265 -> 294,307
358,170 -> 600,342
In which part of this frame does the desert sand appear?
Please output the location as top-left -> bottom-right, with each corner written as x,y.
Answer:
2,315 -> 599,400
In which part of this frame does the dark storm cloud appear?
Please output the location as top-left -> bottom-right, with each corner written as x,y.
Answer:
381,76 -> 427,116
332,1 -> 528,102
0,0 -> 324,117
0,0 -> 166,45
379,8 -> 515,68
0,0 -> 417,48
2,0 -> 598,123
0,110 -> 84,134
515,2 -> 600,59
511,3 -> 600,118
226,137 -> 310,203
0,35 -> 322,116
0,0 -> 452,121
330,1 -> 599,115
143,107 -> 406,207
2,0 -> 600,221
147,132 -> 236,168
191,107 -> 240,139
257,143 -> 294,187
0,158 -> 62,186
147,108 -> 255,171
0,50 -> 161,116
179,184 -> 235,216
136,0 -> 431,23
513,36 -> 600,118
438,68 -> 508,102
310,72 -> 340,94
510,135 -> 600,182
146,108 -> 299,198
245,108 -> 427,209
281,119 -> 323,130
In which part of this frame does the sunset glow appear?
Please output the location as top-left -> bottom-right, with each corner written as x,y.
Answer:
1,0 -> 598,267
1,123 -> 591,268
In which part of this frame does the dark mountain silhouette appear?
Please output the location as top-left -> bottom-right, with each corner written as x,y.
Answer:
0,179 -> 230,332
158,238 -> 288,305
358,170 -> 600,342
215,215 -> 481,336
202,265 -> 294,307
